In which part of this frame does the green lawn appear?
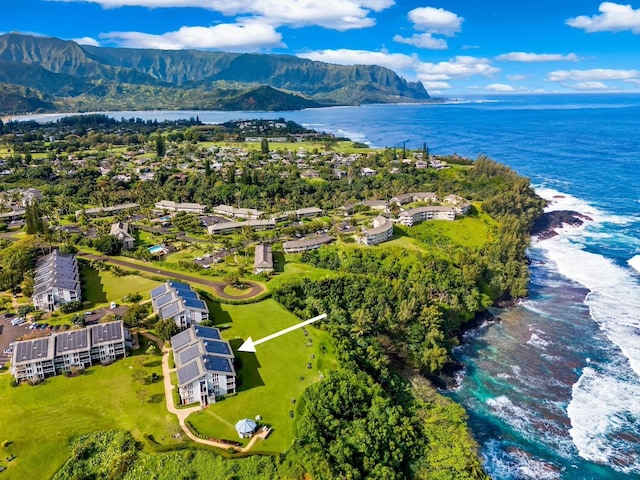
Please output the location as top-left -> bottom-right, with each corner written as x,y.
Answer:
187,299 -> 338,453
0,352 -> 184,480
266,260 -> 338,290
81,264 -> 163,306
399,206 -> 497,249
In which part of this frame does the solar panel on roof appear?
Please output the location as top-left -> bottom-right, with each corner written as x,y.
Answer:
14,338 -> 51,363
203,355 -> 234,374
194,326 -> 221,340
160,302 -> 180,319
170,329 -> 194,351
55,329 -> 89,354
155,292 -> 174,307
183,298 -> 206,310
91,322 -> 123,344
203,340 -> 232,356
177,359 -> 203,386
169,281 -> 191,291
178,344 -> 201,366
177,290 -> 198,299
151,284 -> 168,298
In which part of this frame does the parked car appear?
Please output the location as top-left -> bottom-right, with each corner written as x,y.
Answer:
84,311 -> 95,316
110,302 -> 117,309
11,317 -> 25,326
3,347 -> 14,355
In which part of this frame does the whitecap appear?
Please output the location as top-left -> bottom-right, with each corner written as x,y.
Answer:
535,187 -> 632,225
527,333 -> 550,350
628,255 -> 640,274
567,367 -> 640,474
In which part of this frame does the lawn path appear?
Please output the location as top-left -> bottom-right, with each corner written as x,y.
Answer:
78,253 -> 264,300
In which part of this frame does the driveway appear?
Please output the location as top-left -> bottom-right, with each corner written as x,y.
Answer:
0,314 -> 31,367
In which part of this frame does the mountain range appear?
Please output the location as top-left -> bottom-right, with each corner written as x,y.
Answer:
0,33 -> 430,115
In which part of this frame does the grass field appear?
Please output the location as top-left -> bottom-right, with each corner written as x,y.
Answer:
81,264 -> 163,306
400,206 -> 497,249
0,350 -> 184,480
187,299 -> 338,453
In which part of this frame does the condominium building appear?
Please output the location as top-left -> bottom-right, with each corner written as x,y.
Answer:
32,250 -> 81,312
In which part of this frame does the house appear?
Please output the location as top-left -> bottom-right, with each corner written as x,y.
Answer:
109,221 -> 135,250
212,204 -> 263,220
390,192 -> 438,206
360,167 -> 377,177
443,194 -> 471,214
154,200 -> 207,214
75,203 -> 139,219
207,219 -> 276,235
359,215 -> 394,246
361,200 -> 389,212
283,234 -> 334,253
398,206 -> 457,226
32,250 -> 81,312
170,325 -> 236,406
254,244 -> 274,274
270,207 -> 323,222
151,281 -> 209,329
10,321 -> 128,383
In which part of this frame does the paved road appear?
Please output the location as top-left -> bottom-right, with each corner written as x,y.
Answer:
79,253 -> 265,300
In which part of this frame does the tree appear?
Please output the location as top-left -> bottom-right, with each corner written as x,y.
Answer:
145,344 -> 157,356
93,235 -> 122,255
155,130 -> 166,158
261,138 -> 270,154
155,317 -> 178,341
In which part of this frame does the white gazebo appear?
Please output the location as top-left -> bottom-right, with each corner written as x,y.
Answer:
235,418 -> 257,439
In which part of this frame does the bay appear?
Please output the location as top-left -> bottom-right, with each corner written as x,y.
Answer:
14,93 -> 640,479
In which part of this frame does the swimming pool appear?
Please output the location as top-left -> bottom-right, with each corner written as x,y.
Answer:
148,245 -> 164,254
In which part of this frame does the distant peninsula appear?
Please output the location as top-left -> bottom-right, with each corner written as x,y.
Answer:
0,33 -> 430,115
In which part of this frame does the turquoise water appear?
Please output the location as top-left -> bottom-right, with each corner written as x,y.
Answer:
148,245 -> 164,254
20,94 -> 640,479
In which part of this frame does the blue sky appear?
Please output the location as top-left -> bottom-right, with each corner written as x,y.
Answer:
3,1 -> 640,95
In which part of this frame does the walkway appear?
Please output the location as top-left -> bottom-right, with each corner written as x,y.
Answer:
157,336 -> 266,453
78,252 -> 265,300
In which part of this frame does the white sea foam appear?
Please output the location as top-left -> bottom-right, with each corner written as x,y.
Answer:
535,187 -> 632,225
527,333 -> 550,350
567,367 -> 640,474
536,236 -> 640,376
628,255 -> 640,274
483,440 -> 563,480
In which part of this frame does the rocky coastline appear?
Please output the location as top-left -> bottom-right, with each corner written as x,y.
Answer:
531,209 -> 591,240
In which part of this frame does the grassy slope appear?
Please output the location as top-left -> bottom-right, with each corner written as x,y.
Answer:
187,299 -> 338,453
0,353 -> 183,480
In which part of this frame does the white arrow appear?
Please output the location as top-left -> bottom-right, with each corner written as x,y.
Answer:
238,313 -> 327,352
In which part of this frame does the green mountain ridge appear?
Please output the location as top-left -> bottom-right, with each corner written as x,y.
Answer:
0,33 -> 430,114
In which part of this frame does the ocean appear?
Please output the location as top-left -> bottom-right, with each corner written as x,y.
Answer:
16,93 -> 640,479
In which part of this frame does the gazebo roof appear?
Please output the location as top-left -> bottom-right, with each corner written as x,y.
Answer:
235,418 -> 257,434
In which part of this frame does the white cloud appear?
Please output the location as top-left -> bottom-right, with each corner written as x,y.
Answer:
102,20 -> 284,51
625,78 -> 640,86
496,52 -> 579,62
485,83 -> 518,92
72,36 -> 100,46
298,49 -> 418,70
570,81 -> 609,90
507,74 -> 528,81
393,33 -> 448,50
567,2 -> 640,33
547,68 -> 639,82
421,81 -> 451,90
416,56 -> 499,81
53,0 -> 394,30
407,6 -> 463,35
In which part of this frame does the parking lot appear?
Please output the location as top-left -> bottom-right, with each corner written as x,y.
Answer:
0,314 -> 31,367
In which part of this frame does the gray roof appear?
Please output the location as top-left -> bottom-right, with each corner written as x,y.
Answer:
151,284 -> 169,299
13,337 -> 54,365
33,250 -> 80,298
177,358 -> 204,386
283,234 -> 334,250
177,343 -> 202,366
90,321 -> 124,345
254,244 -> 273,269
170,329 -> 195,352
55,329 -> 89,355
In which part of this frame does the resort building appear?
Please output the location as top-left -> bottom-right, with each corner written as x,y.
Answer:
443,194 -> 471,215
109,221 -> 135,250
10,321 -> 128,383
151,281 -> 209,329
270,207 -> 324,222
75,202 -> 139,219
170,325 -> 236,406
398,206 -> 457,226
283,234 -> 334,253
207,219 -> 275,235
389,192 -> 438,206
359,215 -> 394,246
212,204 -> 263,220
154,200 -> 207,214
253,244 -> 274,274
32,250 -> 81,312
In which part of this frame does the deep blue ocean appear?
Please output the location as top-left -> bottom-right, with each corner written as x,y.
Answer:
18,93 -> 640,479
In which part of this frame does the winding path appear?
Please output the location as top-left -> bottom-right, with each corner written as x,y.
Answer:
78,253 -> 265,300
146,331 -> 267,453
